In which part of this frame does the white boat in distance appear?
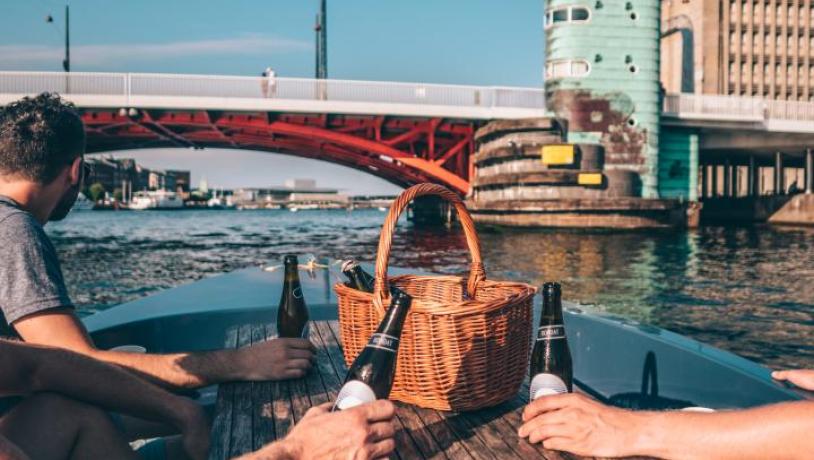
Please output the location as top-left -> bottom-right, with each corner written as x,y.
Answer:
72,193 -> 95,211
130,190 -> 184,210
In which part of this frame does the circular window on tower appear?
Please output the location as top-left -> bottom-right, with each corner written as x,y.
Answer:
630,11 -> 638,20
627,117 -> 638,127
628,64 -> 640,74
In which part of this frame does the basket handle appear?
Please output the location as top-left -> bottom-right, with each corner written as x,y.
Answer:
373,183 -> 485,314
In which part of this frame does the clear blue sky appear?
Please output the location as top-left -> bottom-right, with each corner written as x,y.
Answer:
1,0 -> 544,194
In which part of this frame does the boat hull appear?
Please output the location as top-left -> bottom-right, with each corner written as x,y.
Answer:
83,265 -> 810,412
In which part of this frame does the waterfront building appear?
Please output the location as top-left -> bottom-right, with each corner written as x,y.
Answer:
85,157 -> 191,202
234,179 -> 349,209
662,0 -> 814,101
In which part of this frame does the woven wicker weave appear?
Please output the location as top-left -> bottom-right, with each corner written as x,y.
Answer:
334,183 -> 536,411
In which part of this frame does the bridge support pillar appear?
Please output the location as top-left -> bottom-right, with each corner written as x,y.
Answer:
732,163 -> 739,197
723,159 -> 732,197
408,195 -> 453,227
711,164 -> 719,198
806,148 -> 814,194
774,152 -> 785,195
700,163 -> 708,198
748,156 -> 757,196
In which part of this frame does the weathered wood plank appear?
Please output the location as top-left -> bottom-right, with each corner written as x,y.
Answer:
323,320 -> 426,460
410,406 -> 490,460
208,327 -> 239,460
228,324 -> 256,459
266,324 -> 296,442
392,402 -> 451,460
251,324 -> 276,452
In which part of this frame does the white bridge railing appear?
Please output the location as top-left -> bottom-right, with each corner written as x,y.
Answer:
662,93 -> 814,123
1,72 -> 813,126
0,71 -> 545,114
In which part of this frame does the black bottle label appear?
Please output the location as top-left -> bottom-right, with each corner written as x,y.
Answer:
365,333 -> 399,352
536,325 -> 565,341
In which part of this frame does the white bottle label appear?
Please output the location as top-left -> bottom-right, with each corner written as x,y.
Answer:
529,373 -> 568,400
365,333 -> 399,352
333,380 -> 376,411
536,325 -> 566,341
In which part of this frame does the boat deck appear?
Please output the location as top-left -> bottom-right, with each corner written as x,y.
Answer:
209,320 -> 634,460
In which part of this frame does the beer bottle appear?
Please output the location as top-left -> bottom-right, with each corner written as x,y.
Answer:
341,259 -> 375,293
529,282 -> 573,400
277,254 -> 310,338
333,288 -> 412,411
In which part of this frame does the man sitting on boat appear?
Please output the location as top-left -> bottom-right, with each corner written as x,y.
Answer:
0,338 -> 397,460
0,94 -> 353,454
0,338 -> 210,460
519,369 -> 814,459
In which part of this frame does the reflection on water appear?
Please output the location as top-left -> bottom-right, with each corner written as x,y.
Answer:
47,209 -> 814,369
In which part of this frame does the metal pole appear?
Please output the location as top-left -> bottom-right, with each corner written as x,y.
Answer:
59,4 -> 70,94
806,148 -> 814,194
723,158 -> 731,197
320,0 -> 327,79
63,4 -> 70,72
774,152 -> 784,194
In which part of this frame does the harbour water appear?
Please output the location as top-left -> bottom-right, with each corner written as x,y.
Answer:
48,209 -> 814,370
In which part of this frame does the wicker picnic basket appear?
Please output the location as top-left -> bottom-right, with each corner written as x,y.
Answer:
334,183 -> 536,411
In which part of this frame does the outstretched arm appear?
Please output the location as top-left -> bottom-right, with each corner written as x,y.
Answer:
0,339 -> 209,460
520,393 -> 814,460
12,309 -> 314,389
773,369 -> 814,391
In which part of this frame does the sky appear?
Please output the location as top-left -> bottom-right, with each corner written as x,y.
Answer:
0,0 -> 544,194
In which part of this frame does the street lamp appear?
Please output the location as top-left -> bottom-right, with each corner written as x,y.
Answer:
45,4 -> 70,73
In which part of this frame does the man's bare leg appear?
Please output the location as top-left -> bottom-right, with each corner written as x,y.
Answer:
0,393 -> 138,460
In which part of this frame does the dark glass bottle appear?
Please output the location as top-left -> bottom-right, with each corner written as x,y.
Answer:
333,289 -> 412,411
529,282 -> 573,400
341,260 -> 375,293
277,255 -> 310,338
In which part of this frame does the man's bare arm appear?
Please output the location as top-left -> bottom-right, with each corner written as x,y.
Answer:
520,393 -> 814,460
634,401 -> 814,460
0,339 -> 205,431
12,309 -> 315,389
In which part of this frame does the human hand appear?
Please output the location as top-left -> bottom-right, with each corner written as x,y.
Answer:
275,400 -> 396,460
519,393 -> 642,458
772,369 -> 814,391
238,338 -> 315,381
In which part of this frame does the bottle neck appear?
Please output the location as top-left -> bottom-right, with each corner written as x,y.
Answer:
284,262 -> 299,283
539,293 -> 564,325
375,298 -> 410,337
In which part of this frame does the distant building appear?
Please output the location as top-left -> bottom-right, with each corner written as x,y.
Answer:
85,157 -> 190,201
662,0 -> 814,101
235,179 -> 348,208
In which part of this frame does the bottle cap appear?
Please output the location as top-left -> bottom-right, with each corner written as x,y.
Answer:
341,259 -> 358,272
389,286 -> 412,306
542,282 -> 561,296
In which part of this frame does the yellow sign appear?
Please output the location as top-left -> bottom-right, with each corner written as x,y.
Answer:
541,145 -> 575,165
578,173 -> 603,186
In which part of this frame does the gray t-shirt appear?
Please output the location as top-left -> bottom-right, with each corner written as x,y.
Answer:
0,196 -> 73,335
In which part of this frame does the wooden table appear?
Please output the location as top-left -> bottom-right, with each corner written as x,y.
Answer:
209,320 -> 597,460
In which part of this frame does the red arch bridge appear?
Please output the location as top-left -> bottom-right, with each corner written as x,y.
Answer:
0,72 -> 546,194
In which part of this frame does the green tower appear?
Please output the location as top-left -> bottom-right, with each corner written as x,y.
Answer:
544,0 -> 661,198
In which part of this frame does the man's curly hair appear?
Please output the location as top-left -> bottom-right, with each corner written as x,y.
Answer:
0,93 -> 85,183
